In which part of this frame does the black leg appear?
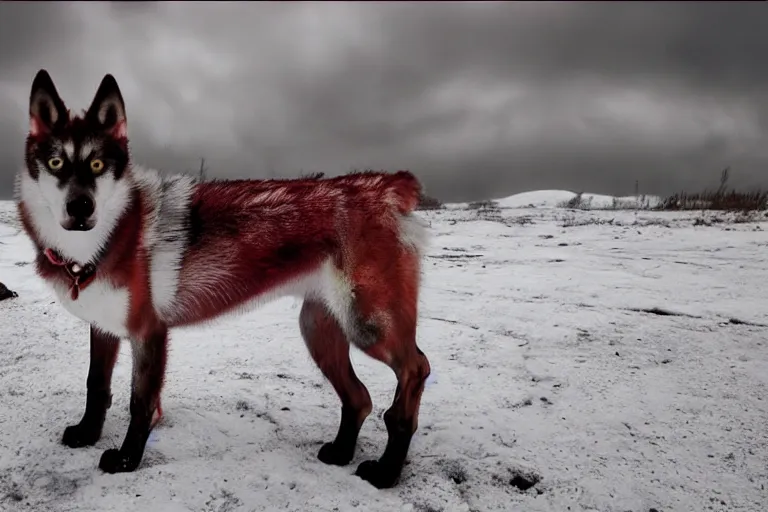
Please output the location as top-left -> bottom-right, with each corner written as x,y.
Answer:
355,347 -> 430,489
318,401 -> 368,466
355,386 -> 418,489
299,300 -> 373,467
62,326 -> 120,448
99,326 -> 167,474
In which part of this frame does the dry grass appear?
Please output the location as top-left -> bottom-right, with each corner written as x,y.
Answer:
555,169 -> 767,214
557,192 -> 656,211
658,190 -> 768,212
657,168 -> 768,212
467,199 -> 500,211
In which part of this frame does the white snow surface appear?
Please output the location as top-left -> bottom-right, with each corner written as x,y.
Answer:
1,198 -> 768,512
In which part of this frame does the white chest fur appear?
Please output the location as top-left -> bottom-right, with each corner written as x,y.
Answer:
52,279 -> 131,339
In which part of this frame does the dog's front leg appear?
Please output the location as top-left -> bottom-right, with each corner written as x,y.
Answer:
99,325 -> 167,474
62,325 -> 120,448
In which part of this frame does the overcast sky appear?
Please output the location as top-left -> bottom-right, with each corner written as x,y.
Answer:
2,2 -> 768,202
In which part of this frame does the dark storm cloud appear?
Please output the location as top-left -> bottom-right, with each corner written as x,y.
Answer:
1,2 -> 767,202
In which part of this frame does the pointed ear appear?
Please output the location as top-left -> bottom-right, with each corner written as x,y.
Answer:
29,69 -> 69,137
85,74 -> 127,140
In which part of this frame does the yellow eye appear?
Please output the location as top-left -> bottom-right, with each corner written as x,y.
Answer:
47,157 -> 63,171
90,159 -> 105,174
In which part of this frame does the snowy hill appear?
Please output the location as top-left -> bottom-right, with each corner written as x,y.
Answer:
1,198 -> 767,512
498,190 -> 663,209
494,189 -> 581,208
447,190 -> 664,210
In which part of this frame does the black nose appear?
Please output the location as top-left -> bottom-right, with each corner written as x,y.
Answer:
66,195 -> 95,219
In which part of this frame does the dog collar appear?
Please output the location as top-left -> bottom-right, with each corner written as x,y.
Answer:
44,248 -> 97,301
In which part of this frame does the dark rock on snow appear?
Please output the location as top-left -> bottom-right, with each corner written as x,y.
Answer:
0,282 -> 18,301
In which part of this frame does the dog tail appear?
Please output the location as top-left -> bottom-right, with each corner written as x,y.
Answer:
384,171 -> 429,256
385,170 -> 423,215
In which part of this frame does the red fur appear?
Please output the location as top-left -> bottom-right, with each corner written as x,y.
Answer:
168,171 -> 423,329
23,168 -> 431,485
19,69 -> 431,486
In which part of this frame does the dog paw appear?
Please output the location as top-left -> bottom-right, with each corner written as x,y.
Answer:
317,442 -> 354,466
355,459 -> 400,489
98,448 -> 140,474
62,423 -> 101,448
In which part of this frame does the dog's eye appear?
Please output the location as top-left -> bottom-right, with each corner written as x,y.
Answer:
47,157 -> 63,171
90,159 -> 105,174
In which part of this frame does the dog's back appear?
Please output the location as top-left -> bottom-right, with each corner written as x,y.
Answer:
160,169 -> 428,329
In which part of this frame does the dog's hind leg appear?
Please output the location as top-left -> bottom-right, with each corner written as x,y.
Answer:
355,327 -> 431,489
299,299 -> 373,466
349,249 -> 431,489
62,325 -> 120,448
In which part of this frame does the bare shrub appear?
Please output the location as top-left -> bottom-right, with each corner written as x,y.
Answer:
660,190 -> 768,212
658,167 -> 768,212
559,192 -> 591,210
609,196 -> 654,210
416,193 -> 444,211
559,192 -> 656,211
467,199 -> 499,211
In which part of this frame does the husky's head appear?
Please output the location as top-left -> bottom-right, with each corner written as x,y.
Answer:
20,70 -> 134,263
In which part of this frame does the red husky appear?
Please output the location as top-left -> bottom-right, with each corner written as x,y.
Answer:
16,69 -> 431,489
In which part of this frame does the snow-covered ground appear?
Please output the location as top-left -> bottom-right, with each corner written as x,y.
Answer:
1,195 -> 767,512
